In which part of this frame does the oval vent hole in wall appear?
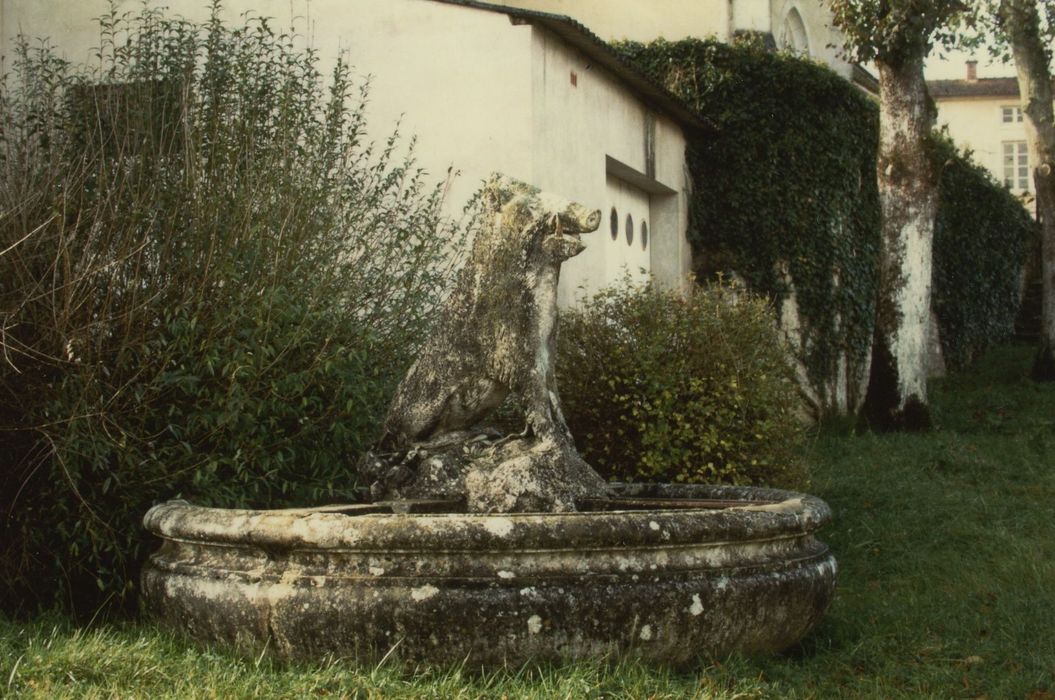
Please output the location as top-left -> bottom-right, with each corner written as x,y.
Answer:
625,213 -> 634,247
641,221 -> 648,251
610,207 -> 619,241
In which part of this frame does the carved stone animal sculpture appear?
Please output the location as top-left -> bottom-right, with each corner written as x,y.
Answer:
370,174 -> 608,512
383,175 -> 599,446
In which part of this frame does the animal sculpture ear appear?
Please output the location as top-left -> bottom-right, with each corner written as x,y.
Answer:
481,173 -> 518,211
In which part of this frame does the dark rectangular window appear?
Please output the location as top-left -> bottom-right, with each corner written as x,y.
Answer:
67,80 -> 183,158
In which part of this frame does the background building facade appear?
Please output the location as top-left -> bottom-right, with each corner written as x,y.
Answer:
931,61 -> 1038,208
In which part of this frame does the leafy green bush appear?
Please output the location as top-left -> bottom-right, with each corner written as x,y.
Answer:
933,139 -> 1036,368
557,280 -> 807,488
0,7 -> 462,614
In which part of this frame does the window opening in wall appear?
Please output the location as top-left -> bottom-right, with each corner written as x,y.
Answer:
780,8 -> 810,56
1001,106 -> 1023,123
610,207 -> 619,241
67,80 -> 183,158
641,220 -> 648,251
625,213 -> 634,246
1003,141 -> 1030,191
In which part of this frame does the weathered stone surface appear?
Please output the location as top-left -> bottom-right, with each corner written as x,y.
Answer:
363,174 -> 608,512
141,483 -> 837,667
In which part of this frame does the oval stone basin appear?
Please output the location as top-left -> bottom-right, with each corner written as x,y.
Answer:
141,483 -> 836,666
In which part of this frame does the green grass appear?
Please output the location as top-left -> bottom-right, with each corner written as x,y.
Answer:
2,343 -> 1054,699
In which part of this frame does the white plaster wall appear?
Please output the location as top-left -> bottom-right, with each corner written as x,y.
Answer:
1,0 -> 118,70
0,1 -> 311,67
323,0 -> 537,212
649,113 -> 693,294
496,0 -> 729,42
528,27 -> 690,305
935,96 -> 1030,194
733,0 -> 772,33
771,0 -> 854,80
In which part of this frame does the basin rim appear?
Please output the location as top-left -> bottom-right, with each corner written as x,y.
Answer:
143,483 -> 831,552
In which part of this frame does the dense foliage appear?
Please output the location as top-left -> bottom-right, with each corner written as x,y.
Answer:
615,38 -> 1035,403
0,8 -> 462,614
934,138 -> 1036,367
557,281 -> 807,488
615,38 -> 881,415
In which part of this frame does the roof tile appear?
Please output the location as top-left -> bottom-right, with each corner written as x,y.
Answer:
928,77 -> 1020,99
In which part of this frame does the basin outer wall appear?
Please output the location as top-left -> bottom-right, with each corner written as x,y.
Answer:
140,484 -> 837,665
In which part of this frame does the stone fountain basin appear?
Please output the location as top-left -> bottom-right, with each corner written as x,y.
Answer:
141,483 -> 836,666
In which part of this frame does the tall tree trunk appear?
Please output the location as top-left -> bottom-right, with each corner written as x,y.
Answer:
1001,0 -> 1055,380
862,51 -> 939,430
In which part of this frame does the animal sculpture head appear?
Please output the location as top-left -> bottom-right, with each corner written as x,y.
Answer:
479,175 -> 601,264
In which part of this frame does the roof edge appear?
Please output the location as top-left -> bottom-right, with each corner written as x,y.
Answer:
852,64 -> 879,95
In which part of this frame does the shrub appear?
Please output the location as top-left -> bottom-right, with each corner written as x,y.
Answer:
0,6 -> 462,614
556,280 -> 807,488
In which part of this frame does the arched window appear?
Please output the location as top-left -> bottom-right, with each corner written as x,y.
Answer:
780,8 -> 810,56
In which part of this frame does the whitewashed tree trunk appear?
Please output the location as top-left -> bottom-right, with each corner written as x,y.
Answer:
863,52 -> 939,429
1001,0 -> 1055,380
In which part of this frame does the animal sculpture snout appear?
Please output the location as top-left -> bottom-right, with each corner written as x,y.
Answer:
582,208 -> 602,232
560,205 -> 601,234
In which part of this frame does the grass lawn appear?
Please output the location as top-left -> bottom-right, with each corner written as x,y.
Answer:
1,343 -> 1053,699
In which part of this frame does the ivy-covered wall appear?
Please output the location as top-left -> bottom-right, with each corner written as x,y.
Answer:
933,138 -> 1036,368
616,38 -> 880,416
615,38 -> 1036,414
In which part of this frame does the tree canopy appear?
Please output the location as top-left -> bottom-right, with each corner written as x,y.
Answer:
827,0 -> 968,63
